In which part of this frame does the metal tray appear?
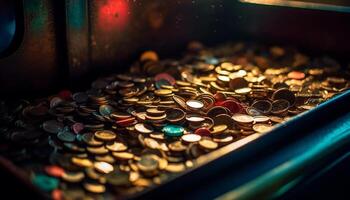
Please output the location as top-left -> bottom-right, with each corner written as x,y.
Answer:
0,1 -> 350,199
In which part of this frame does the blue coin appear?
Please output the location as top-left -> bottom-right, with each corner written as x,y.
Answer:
162,125 -> 184,137
32,174 -> 59,192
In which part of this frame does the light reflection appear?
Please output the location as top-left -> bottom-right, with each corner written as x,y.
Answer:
98,0 -> 130,31
239,0 -> 350,12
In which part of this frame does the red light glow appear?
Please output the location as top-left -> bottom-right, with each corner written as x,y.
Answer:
98,0 -> 129,31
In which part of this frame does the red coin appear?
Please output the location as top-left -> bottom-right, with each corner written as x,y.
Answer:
195,128 -> 211,136
221,100 -> 241,114
226,96 -> 240,103
58,90 -> 72,100
52,189 -> 63,200
214,92 -> 226,102
154,73 -> 176,85
287,71 -> 305,80
116,117 -> 136,127
44,165 -> 65,178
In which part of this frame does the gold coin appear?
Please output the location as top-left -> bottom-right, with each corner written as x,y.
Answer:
154,89 -> 173,96
95,155 -> 116,164
71,157 -> 93,168
94,161 -> 114,174
253,115 -> 270,123
145,114 -> 167,121
235,87 -> 252,94
232,114 -> 254,124
106,141 -> 128,152
133,178 -> 153,187
199,139 -> 218,150
253,124 -> 273,133
112,152 -> 134,160
210,124 -> 228,134
87,146 -> 109,155
185,114 -> 205,122
168,141 -> 187,152
143,137 -> 160,149
186,99 -> 204,109
135,123 -> 154,134
181,134 -> 201,143
137,154 -> 159,172
176,80 -> 191,86
165,163 -> 186,173
62,171 -> 85,183
146,108 -> 165,116
83,182 -> 106,194
140,50 -> 158,62
94,130 -> 116,141
158,158 -> 168,170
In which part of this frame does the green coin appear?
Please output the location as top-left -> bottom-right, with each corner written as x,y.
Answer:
162,125 -> 184,137
32,174 -> 59,192
99,105 -> 114,116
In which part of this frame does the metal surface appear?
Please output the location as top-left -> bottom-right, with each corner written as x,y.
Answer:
0,0 -> 66,97
1,0 -> 350,94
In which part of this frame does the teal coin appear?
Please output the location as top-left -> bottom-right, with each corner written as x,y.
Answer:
162,125 -> 184,137
32,174 -> 59,192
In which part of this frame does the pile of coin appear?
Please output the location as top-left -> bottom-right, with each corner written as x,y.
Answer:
0,41 -> 349,199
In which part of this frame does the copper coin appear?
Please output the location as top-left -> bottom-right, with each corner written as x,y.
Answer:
288,71 -> 305,80
165,108 -> 185,123
272,88 -> 296,106
207,106 -> 228,118
146,108 -> 165,116
44,165 -> 65,178
229,76 -> 248,90
271,99 -> 290,114
200,117 -> 214,129
251,100 -> 272,114
220,100 -> 242,114
173,95 -> 188,110
213,114 -> 235,129
195,128 -> 211,136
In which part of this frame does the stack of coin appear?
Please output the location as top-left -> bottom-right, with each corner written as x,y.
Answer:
232,113 -> 255,135
145,108 -> 166,123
